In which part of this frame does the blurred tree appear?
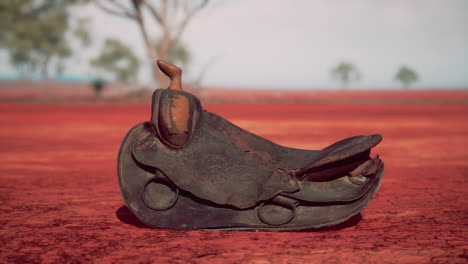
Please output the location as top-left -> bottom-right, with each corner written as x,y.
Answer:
93,0 -> 209,88
330,62 -> 361,90
91,38 -> 140,82
0,0 -> 90,80
395,66 -> 419,89
73,18 -> 93,46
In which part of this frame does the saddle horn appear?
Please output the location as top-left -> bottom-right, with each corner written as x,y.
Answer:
155,60 -> 191,147
157,60 -> 183,91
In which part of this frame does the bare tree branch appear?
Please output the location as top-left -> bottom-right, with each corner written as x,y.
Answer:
141,0 -> 165,26
93,0 -> 211,87
93,0 -> 137,20
171,0 -> 209,45
131,0 -> 159,63
109,0 -> 133,12
161,0 -> 168,22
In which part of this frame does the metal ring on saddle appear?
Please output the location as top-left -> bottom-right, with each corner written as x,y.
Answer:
142,177 -> 179,211
257,196 -> 299,226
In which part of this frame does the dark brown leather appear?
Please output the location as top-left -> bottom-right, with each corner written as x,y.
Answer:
117,89 -> 385,230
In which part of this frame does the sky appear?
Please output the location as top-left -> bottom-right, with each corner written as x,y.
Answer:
1,0 -> 468,89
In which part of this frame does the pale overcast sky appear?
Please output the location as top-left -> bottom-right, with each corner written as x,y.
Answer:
2,0 -> 468,89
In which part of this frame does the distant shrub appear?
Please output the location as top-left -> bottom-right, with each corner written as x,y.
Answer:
91,78 -> 106,101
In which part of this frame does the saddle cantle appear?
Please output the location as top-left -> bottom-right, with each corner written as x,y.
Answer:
118,60 -> 384,230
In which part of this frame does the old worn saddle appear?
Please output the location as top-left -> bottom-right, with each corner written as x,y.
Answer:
117,60 -> 384,230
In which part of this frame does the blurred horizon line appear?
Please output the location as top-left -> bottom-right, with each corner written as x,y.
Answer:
0,79 -> 467,91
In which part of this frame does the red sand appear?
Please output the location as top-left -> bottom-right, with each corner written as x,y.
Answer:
0,99 -> 467,263
1,81 -> 467,104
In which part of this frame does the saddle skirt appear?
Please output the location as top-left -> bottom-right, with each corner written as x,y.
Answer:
132,89 -> 381,209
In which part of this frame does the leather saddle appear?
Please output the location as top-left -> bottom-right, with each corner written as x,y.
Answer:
118,60 -> 384,230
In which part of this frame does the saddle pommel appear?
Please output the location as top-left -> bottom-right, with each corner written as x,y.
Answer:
153,60 -> 194,147
157,60 -> 183,91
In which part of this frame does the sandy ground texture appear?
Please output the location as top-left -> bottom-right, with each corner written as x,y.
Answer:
0,95 -> 467,263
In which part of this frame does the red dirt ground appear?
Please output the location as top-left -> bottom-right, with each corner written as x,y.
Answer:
1,95 -> 467,263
